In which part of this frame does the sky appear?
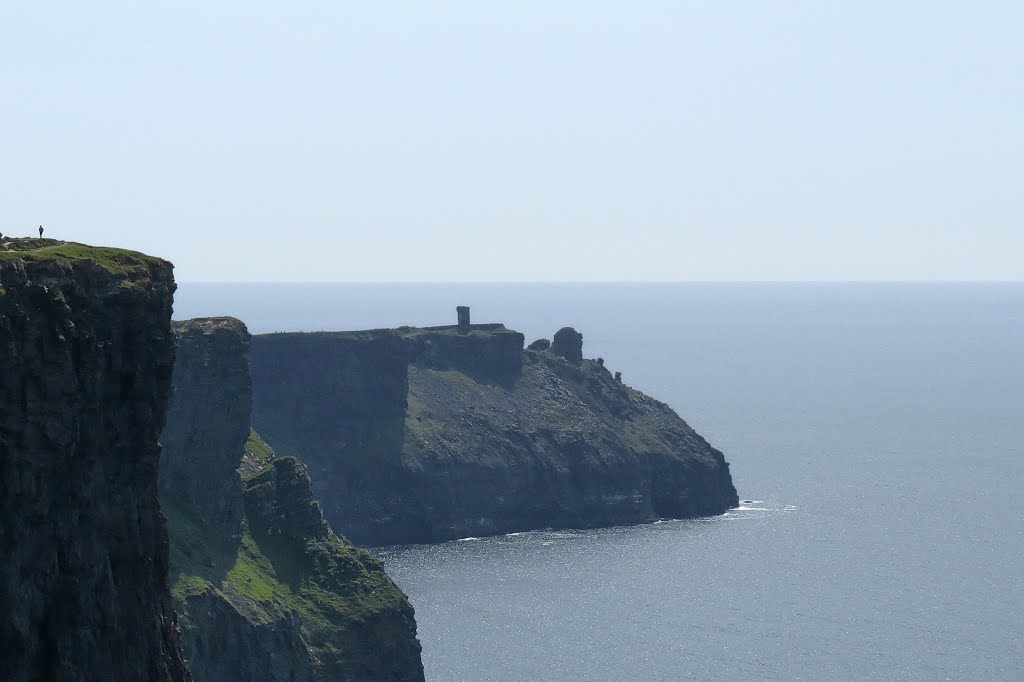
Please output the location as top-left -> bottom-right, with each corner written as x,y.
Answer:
1,2 -> 1021,282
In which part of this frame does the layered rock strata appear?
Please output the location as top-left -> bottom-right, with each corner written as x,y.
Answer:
0,239 -> 190,681
162,318 -> 423,681
160,317 -> 251,539
251,322 -> 738,546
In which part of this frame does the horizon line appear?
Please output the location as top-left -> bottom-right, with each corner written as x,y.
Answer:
176,279 -> 1024,285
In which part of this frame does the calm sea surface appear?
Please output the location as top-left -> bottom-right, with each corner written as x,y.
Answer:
175,283 -> 1024,680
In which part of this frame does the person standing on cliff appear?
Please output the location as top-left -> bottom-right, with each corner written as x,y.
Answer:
38,225 -> 44,237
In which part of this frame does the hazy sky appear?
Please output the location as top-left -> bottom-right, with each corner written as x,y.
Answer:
2,2 -> 1021,281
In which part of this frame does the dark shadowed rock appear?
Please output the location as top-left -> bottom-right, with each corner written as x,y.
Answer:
175,592 -> 314,682
528,338 -> 551,351
250,323 -> 738,546
551,326 -> 584,365
0,240 -> 191,682
251,330 -> 411,463
244,457 -> 329,542
237,458 -> 423,681
161,317 -> 251,540
408,325 -> 524,378
164,322 -> 423,681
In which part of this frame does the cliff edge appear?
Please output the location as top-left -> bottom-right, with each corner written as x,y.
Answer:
0,239 -> 190,681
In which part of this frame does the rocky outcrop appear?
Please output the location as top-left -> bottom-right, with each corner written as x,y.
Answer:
551,326 -> 583,365
243,456 -> 328,541
241,458 -> 424,682
164,319 -> 423,682
250,321 -> 738,546
0,240 -> 190,681
169,456 -> 424,682
161,317 -> 251,539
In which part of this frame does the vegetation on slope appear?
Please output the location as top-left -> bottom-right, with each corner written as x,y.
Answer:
167,437 -> 419,678
239,429 -> 276,479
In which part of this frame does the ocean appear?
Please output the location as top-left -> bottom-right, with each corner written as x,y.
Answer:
174,282 -> 1024,680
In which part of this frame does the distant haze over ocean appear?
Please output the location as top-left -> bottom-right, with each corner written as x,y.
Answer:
175,282 -> 1024,680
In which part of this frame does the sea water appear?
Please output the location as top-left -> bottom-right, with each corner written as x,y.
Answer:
174,282 -> 1024,680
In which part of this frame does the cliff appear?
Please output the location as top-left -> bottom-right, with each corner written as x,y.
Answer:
0,239 -> 190,681
160,318 -> 251,539
161,318 -> 423,682
403,324 -> 525,377
251,321 -> 738,546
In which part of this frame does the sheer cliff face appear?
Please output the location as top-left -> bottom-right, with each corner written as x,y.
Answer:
164,319 -> 423,682
161,317 -> 252,539
250,325 -> 739,546
249,330 -> 411,469
0,242 -> 190,682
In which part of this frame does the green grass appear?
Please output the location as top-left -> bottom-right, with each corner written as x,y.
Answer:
1,238 -> 65,252
172,522 -> 407,660
165,503 -> 242,602
226,533 -> 291,605
240,429 -> 276,479
0,240 -> 165,276
174,574 -> 213,597
167,464 -> 411,671
245,429 -> 274,462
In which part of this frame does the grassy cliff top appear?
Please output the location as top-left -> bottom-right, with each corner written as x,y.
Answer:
397,323 -> 516,336
0,238 -> 168,276
172,316 -> 249,337
254,323 -> 516,340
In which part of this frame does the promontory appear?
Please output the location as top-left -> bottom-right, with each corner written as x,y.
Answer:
250,308 -> 739,546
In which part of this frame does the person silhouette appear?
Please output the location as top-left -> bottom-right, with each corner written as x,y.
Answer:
39,225 -> 44,237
